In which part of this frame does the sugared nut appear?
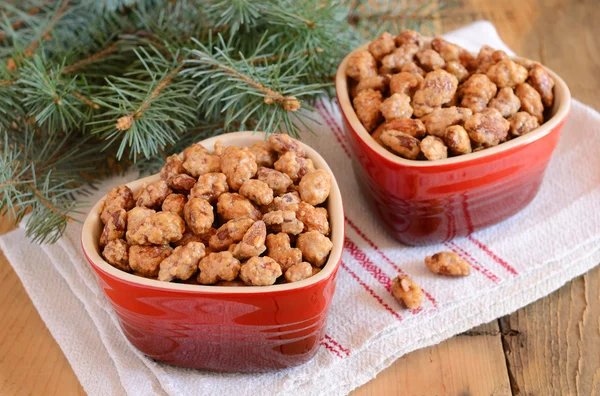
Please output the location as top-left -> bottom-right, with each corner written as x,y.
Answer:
379,129 -> 421,159
298,169 -> 332,206
356,74 -> 391,95
99,208 -> 127,249
221,146 -> 257,191
486,59 -> 528,88
273,151 -> 315,183
380,93 -> 413,121
489,87 -> 521,118
289,202 -> 329,235
129,244 -> 173,278
128,212 -> 185,245
420,106 -> 472,138
125,206 -> 154,238
189,172 -> 228,204
368,31 -> 396,61
158,242 -> 206,282
162,193 -> 187,218
184,197 -> 214,235
492,50 -> 509,62
509,111 -> 540,137
102,239 -> 130,272
296,231 -> 333,267
239,179 -> 274,206
391,275 -> 424,309
416,49 -> 445,71
444,125 -> 472,155
430,37 -> 475,68
460,74 -> 497,113
257,167 -> 293,196
401,62 -> 426,77
217,192 -> 261,222
389,72 -> 423,97
239,256 -> 282,286
346,50 -> 378,81
262,210 -> 304,235
381,118 -> 426,139
267,134 -> 306,157
464,108 -> 510,147
444,60 -> 469,83
169,174 -> 196,192
412,69 -> 458,117
284,262 -> 313,283
160,154 -> 186,184
231,220 -> 267,260
173,228 -> 216,247
101,185 -> 135,224
425,251 -> 470,276
394,30 -> 423,48
420,136 -> 448,161
209,217 -> 254,251
380,44 -> 420,74
197,251 -> 241,285
136,180 -> 172,209
265,191 -> 302,212
515,83 -> 544,123
182,143 -> 221,177
249,141 -> 278,168
528,63 -> 555,107
352,88 -> 383,132
265,233 -> 302,273
475,45 -> 495,73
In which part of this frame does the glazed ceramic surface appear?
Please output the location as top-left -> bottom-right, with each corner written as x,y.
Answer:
81,132 -> 344,372
335,42 -> 571,245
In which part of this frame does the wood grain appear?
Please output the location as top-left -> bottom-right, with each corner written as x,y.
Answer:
500,272 -> 600,396
0,0 -> 598,395
352,322 -> 512,396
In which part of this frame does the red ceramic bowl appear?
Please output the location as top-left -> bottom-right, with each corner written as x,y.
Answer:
81,132 -> 344,372
335,42 -> 571,245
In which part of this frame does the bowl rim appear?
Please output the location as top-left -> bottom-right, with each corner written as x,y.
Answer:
335,40 -> 572,167
81,131 -> 344,294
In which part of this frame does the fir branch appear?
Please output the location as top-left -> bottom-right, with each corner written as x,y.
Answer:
0,1 -> 49,41
22,1 -> 70,58
61,42 -> 118,74
184,34 -> 326,137
90,45 -> 196,160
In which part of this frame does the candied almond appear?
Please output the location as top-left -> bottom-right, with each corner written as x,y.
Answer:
129,245 -> 172,278
425,251 -> 470,276
391,275 -> 424,309
102,239 -> 130,272
420,136 -> 448,161
352,88 -> 383,132
346,50 -> 378,81
198,251 -> 241,285
240,257 -> 282,286
101,185 -> 135,224
158,241 -> 206,282
381,118 -> 426,139
412,69 -> 458,117
298,169 -> 332,206
368,31 -> 396,61
379,129 -> 421,160
285,262 -> 313,283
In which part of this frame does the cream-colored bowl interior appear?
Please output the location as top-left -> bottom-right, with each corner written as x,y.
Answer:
81,132 -> 344,294
335,40 -> 571,167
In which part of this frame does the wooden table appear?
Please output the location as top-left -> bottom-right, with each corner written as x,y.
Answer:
1,0 -> 598,394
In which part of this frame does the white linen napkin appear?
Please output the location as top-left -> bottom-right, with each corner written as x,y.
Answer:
2,21 -> 600,396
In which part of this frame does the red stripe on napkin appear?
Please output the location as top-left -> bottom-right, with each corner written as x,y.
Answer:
341,261 -> 403,321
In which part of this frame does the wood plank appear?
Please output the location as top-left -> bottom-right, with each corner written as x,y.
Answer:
352,322 -> 512,396
500,270 -> 600,395
0,221 -> 85,396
